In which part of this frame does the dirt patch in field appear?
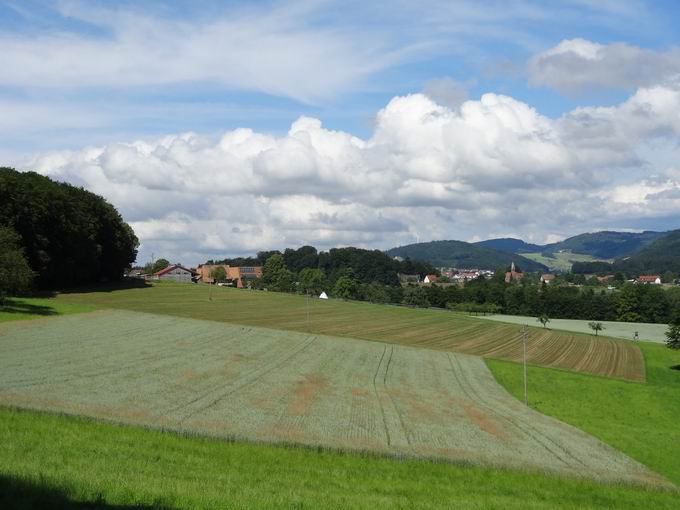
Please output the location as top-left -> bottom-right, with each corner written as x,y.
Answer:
289,373 -> 329,415
351,387 -> 368,397
459,400 -> 507,442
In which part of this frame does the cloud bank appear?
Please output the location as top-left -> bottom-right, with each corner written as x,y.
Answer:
24,80 -> 680,265
528,38 -> 680,93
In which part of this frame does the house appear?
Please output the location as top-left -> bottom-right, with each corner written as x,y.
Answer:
423,274 -> 438,284
196,264 -> 263,288
597,275 -> 614,283
637,275 -> 662,285
504,262 -> 523,283
540,274 -> 555,284
154,264 -> 197,283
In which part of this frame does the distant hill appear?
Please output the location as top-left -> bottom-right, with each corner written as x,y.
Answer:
611,229 -> 680,275
386,240 -> 548,272
475,238 -> 544,253
543,231 -> 667,259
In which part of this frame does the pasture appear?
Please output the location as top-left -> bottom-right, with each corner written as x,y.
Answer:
56,283 -> 645,381
4,408 -> 679,510
0,310 -> 660,484
481,314 -> 669,344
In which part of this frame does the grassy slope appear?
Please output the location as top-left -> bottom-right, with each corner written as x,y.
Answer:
55,283 -> 643,380
522,251 -> 608,272
0,297 -> 93,323
1,407 -> 678,510
487,342 -> 680,486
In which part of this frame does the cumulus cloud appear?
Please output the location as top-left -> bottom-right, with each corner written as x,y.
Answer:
23,82 -> 680,264
528,38 -> 680,94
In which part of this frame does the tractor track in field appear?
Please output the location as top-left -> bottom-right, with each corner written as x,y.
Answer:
446,353 -> 585,469
174,336 -> 319,423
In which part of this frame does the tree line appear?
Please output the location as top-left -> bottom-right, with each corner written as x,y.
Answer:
247,252 -> 680,325
0,168 -> 138,296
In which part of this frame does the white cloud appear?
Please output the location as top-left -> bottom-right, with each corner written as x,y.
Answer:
528,38 -> 680,94
0,2 -> 409,104
22,82 -> 680,265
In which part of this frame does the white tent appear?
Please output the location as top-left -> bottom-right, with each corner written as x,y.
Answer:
319,291 -> 329,299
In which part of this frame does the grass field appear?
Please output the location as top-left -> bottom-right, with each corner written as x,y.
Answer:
481,314 -> 669,343
488,341 -> 680,486
3,408 -> 679,510
522,250 -> 610,272
55,284 -> 645,381
0,309 -> 658,484
0,297 -> 93,323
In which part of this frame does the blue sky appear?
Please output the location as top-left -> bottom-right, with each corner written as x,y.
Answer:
3,0 -> 680,264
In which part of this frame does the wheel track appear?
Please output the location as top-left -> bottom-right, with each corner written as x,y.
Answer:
446,353 -> 585,469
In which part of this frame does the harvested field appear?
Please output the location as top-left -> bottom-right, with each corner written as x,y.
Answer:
0,310 -> 663,485
56,285 -> 646,381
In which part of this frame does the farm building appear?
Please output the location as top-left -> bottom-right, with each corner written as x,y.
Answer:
154,264 -> 197,283
637,275 -> 661,285
196,264 -> 263,288
540,274 -> 556,284
423,274 -> 438,284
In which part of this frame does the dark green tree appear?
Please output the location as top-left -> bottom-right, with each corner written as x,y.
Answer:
402,287 -> 430,308
0,167 -> 138,288
299,268 -> 327,295
666,312 -> 680,349
332,276 -> 359,299
0,226 -> 35,304
210,266 -> 227,282
588,321 -> 604,336
261,254 -> 294,292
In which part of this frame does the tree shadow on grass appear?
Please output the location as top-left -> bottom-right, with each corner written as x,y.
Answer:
57,279 -> 153,295
0,475 -> 173,509
671,364 -> 680,371
0,299 -> 59,316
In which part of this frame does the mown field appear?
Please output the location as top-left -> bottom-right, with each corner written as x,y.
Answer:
0,310 -> 657,484
4,408 -> 679,510
56,283 -> 645,381
482,314 -> 669,343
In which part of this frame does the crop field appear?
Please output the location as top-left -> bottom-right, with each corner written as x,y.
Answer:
0,310 -> 662,485
57,284 -> 646,381
481,314 -> 669,344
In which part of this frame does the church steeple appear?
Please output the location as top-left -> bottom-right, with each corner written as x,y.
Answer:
511,261 -> 515,273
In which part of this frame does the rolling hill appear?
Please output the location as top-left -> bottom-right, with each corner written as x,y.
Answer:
543,231 -> 667,259
474,238 -> 543,253
610,229 -> 680,275
386,240 -> 547,271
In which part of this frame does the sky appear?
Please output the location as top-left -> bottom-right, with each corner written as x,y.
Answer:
2,0 -> 680,265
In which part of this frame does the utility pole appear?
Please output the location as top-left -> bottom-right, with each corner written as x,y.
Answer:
522,324 -> 528,406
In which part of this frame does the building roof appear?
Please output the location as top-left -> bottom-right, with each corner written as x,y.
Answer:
425,274 -> 438,281
541,274 -> 556,280
637,275 -> 661,282
154,264 -> 196,276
